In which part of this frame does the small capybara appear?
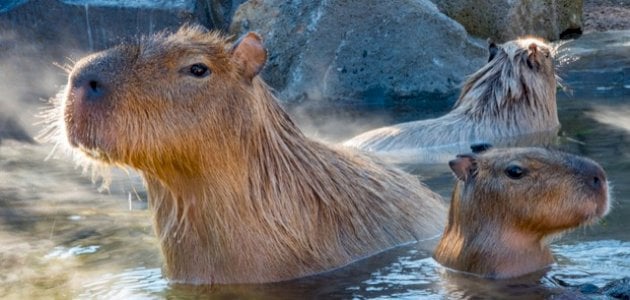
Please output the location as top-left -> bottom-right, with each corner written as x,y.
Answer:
40,26 -> 447,284
434,145 -> 610,279
344,38 -> 559,162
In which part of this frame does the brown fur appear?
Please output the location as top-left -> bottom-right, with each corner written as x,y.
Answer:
344,38 -> 559,162
40,26 -> 446,284
434,147 -> 610,279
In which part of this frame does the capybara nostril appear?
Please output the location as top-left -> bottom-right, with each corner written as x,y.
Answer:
592,176 -> 602,189
88,80 -> 100,93
82,77 -> 105,100
576,159 -> 607,192
72,74 -> 106,102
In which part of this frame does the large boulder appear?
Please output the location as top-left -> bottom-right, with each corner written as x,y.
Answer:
0,0 -> 245,54
230,0 -> 486,108
583,0 -> 630,32
431,0 -> 583,42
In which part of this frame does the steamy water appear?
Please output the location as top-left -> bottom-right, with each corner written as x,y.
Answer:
1,32 -> 629,299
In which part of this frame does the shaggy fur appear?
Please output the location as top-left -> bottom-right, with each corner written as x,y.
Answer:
434,147 -> 609,279
344,38 -> 559,163
40,26 -> 446,284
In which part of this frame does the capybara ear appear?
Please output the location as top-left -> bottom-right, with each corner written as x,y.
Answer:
231,32 -> 267,81
526,43 -> 540,69
488,38 -> 498,62
449,154 -> 477,181
528,42 -> 538,54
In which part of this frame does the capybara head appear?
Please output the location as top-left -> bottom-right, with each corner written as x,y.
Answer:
485,37 -> 555,85
435,146 -> 610,278
456,37 -> 557,123
61,26 -> 267,174
449,147 -> 609,232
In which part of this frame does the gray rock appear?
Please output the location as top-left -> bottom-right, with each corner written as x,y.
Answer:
431,0 -> 583,42
600,277 -> 630,299
230,0 -> 486,107
584,0 -> 630,32
0,0 -> 227,53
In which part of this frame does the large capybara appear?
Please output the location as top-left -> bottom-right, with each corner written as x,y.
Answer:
434,146 -> 610,279
40,26 -> 447,284
344,38 -> 559,163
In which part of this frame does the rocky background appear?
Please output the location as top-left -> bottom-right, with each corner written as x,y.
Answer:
0,0 -> 628,142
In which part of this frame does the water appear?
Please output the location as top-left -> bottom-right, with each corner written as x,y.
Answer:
1,33 -> 630,299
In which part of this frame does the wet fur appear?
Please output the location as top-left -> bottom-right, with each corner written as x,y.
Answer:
344,38 -> 559,160
434,148 -> 609,278
41,26 -> 446,284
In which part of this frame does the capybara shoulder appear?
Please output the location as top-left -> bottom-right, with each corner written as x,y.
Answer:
344,38 -> 559,162
43,25 -> 447,284
434,146 -> 609,279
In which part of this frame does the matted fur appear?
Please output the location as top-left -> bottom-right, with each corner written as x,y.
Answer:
41,25 -> 446,284
434,147 -> 609,278
343,38 -> 559,163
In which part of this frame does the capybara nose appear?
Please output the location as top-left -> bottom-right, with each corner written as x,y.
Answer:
577,159 -> 607,192
71,73 -> 106,102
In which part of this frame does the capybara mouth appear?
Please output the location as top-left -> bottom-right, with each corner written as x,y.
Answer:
582,182 -> 610,224
64,87 -> 113,160
595,181 -> 611,218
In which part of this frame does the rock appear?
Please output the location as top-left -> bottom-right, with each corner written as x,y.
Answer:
583,0 -> 630,32
230,0 -> 486,108
1,0 -> 196,54
600,277 -> 630,299
577,283 -> 600,294
431,0 -> 583,42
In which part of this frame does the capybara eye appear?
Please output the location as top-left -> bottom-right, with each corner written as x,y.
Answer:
505,165 -> 525,179
188,63 -> 211,78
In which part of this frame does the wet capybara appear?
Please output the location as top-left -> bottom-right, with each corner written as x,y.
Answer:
41,26 -> 447,284
344,38 -> 559,162
434,146 -> 610,279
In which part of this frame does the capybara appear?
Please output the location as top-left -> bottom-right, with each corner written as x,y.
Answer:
434,146 -> 610,279
344,38 -> 559,162
40,26 -> 447,284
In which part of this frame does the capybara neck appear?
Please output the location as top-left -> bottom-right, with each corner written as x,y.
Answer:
50,26 -> 446,284
436,184 -> 554,278
434,147 -> 609,279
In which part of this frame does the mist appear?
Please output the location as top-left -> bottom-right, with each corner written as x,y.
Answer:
0,29 -> 74,144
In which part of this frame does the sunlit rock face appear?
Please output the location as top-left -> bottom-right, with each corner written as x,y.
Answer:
0,0 -> 244,52
431,0 -> 583,42
230,0 -> 486,108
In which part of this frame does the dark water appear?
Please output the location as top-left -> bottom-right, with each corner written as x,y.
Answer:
1,34 -> 629,299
